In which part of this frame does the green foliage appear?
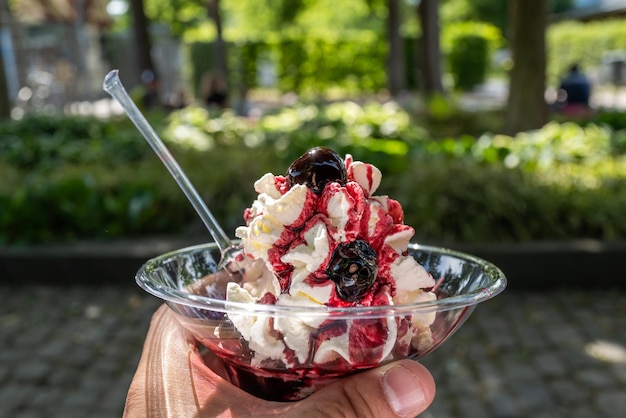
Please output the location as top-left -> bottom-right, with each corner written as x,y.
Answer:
141,0 -> 385,43
0,114 -> 150,170
441,21 -> 503,90
0,114 -> 181,244
551,0 -> 575,14
145,0 -> 208,38
586,110 -> 626,132
224,0 -> 384,42
420,95 -> 505,138
398,121 -> 626,241
441,0 -> 509,36
477,122 -> 615,169
389,157 -> 543,242
441,21 -> 503,55
3,108 -> 626,245
448,35 -> 490,91
163,101 -> 426,176
190,32 -> 388,95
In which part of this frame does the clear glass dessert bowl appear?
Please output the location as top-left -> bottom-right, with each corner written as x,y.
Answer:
136,242 -> 507,401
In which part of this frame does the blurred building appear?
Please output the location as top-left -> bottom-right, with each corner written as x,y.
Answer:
2,0 -> 183,114
2,0 -> 112,110
553,0 -> 626,20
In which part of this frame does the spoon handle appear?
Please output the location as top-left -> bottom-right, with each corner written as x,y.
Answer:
103,69 -> 232,252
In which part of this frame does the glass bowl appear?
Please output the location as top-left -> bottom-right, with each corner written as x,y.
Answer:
136,242 -> 506,401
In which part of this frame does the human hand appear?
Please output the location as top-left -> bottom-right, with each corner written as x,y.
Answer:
124,305 -> 436,417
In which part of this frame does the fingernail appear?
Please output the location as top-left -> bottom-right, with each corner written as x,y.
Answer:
382,365 -> 426,416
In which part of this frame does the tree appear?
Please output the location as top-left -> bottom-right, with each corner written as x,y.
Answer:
129,0 -> 156,76
417,0 -> 443,97
207,0 -> 227,80
455,0 -> 508,36
207,0 -> 306,95
505,0 -> 548,134
386,0 -> 405,97
551,0 -> 575,14
441,0 -> 572,40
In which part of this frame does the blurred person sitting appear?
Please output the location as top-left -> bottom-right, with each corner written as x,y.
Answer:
557,63 -> 592,117
201,71 -> 229,110
141,69 -> 161,110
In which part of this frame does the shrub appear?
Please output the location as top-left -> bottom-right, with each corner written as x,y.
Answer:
448,34 -> 490,91
2,109 -> 626,245
0,114 -> 151,170
163,101 -> 429,176
587,110 -> 626,131
0,114 -> 178,244
398,122 -> 626,242
442,21 -> 503,90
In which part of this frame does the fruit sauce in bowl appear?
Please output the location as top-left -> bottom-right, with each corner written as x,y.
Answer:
136,241 -> 507,401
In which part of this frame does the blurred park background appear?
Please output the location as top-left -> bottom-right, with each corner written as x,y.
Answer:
2,2 -> 626,418
1,0 -> 626,248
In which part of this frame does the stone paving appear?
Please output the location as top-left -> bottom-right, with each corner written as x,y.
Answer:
1,285 -> 625,418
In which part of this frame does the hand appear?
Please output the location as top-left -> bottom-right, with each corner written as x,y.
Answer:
124,305 -> 436,417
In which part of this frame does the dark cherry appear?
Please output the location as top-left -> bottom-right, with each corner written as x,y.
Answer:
287,147 -> 347,194
326,240 -> 378,302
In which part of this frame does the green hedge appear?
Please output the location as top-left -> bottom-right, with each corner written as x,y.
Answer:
2,105 -> 626,245
448,34 -> 490,91
442,21 -> 503,91
407,121 -> 626,241
0,114 -> 187,244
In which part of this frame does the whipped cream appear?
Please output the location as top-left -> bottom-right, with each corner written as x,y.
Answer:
223,152 -> 436,368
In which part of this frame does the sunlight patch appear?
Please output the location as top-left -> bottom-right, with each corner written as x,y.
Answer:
584,340 -> 626,364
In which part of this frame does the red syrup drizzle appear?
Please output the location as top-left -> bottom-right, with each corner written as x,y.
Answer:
237,153 -> 436,373
217,151 -> 448,400
308,319 -> 349,366
365,163 -> 374,195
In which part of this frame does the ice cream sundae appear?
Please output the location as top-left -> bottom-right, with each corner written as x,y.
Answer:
108,64 -> 507,402
212,147 -> 437,395
136,145 -> 507,401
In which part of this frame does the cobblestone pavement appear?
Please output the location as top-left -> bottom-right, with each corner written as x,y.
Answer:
1,285 -> 625,418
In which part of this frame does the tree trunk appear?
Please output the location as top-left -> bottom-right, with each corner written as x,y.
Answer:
505,0 -> 548,134
387,0 -> 405,97
129,0 -> 156,76
418,0 -> 443,98
208,0 -> 228,81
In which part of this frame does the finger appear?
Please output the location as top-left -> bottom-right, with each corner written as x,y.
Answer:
126,305 -> 275,417
171,311 -> 283,416
281,360 -> 436,418
123,305 -> 170,417
124,304 -> 200,417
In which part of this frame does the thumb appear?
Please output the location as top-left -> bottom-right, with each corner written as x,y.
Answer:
283,360 -> 436,418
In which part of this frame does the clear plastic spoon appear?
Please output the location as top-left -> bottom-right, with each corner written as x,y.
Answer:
103,69 -> 240,268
